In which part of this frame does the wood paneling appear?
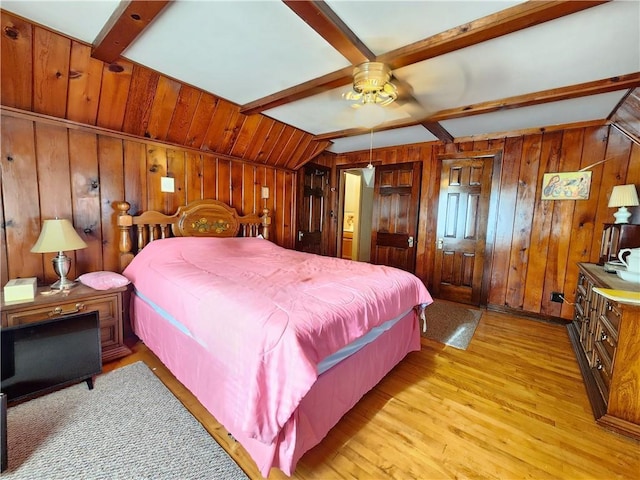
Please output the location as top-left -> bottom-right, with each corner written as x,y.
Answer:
1,11 -> 32,111
0,11 -> 330,169
332,126 -> 640,320
32,28 -> 70,118
0,110 -> 296,286
0,116 -> 41,281
67,42 -> 103,125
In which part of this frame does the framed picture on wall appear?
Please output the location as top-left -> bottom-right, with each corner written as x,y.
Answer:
541,171 -> 592,200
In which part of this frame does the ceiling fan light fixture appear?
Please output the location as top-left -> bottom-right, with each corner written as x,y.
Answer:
349,61 -> 398,107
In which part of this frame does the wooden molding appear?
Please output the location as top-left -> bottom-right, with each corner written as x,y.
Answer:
92,0 -> 172,64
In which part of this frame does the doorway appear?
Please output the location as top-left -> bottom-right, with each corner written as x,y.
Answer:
296,163 -> 331,255
340,168 -> 374,262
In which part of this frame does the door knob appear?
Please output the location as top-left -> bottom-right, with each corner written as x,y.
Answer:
298,231 -> 304,242
408,236 -> 414,248
437,238 -> 443,249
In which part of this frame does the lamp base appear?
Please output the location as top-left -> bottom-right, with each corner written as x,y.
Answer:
50,277 -> 78,290
51,252 -> 77,290
613,206 -> 632,224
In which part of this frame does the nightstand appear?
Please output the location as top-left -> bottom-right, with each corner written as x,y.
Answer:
1,284 -> 131,363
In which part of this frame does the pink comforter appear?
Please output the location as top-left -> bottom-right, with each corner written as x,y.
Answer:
123,237 -> 432,444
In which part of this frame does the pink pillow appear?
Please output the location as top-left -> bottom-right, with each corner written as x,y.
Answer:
77,271 -> 130,290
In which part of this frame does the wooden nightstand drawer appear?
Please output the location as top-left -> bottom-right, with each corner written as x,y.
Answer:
1,284 -> 131,364
5,295 -> 118,327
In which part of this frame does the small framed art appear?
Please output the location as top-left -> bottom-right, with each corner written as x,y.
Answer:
541,171 -> 591,200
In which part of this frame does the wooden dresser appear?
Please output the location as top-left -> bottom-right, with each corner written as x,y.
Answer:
568,263 -> 640,440
1,284 -> 131,364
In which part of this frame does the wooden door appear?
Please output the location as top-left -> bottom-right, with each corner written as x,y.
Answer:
433,156 -> 495,305
296,163 -> 330,255
371,162 -> 422,272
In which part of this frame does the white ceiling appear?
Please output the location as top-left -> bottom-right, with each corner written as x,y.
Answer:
2,0 -> 639,154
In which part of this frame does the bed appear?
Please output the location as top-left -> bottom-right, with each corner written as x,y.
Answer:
115,199 -> 432,477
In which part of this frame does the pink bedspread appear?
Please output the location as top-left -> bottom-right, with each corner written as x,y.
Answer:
123,237 -> 432,445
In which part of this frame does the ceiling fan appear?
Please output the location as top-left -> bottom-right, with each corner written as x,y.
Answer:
342,61 -> 431,129
343,61 -> 399,107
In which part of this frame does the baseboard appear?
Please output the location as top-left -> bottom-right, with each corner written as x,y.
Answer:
485,304 -> 569,325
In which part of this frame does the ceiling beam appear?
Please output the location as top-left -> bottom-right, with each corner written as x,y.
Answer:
240,0 -> 607,116
92,0 -> 172,64
283,1 -> 374,64
379,0 -> 609,69
426,72 -> 640,122
313,73 -> 640,141
240,66 -> 354,115
421,121 -> 454,143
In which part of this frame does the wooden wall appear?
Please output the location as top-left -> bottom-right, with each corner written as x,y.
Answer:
0,9 -> 302,289
0,10 -> 329,169
0,109 -> 296,287
3,9 -> 640,324
322,125 -> 640,321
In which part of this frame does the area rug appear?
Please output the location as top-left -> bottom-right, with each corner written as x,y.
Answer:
422,299 -> 482,350
4,362 -> 248,480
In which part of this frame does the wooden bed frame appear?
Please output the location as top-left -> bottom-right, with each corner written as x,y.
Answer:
115,199 -> 270,270
113,198 -> 423,476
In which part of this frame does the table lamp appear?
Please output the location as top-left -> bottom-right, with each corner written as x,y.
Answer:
608,184 -> 639,224
31,218 -> 88,289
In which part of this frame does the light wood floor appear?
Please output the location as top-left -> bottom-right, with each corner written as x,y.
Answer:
104,309 -> 640,479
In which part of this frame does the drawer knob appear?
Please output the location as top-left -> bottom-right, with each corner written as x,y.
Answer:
600,332 -> 608,341
48,303 -> 86,317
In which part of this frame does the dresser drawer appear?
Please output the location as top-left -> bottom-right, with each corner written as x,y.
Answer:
601,299 -> 622,333
594,319 -> 617,370
576,272 -> 589,296
593,343 -> 613,401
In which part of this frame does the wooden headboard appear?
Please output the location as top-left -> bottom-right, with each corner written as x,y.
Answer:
115,199 -> 271,271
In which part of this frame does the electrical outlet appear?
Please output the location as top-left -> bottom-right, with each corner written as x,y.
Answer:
551,292 -> 564,303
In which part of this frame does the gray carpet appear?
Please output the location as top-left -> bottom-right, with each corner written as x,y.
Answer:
4,362 -> 248,480
422,300 -> 482,350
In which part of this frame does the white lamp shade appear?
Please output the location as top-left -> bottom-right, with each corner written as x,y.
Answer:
608,184 -> 639,208
31,219 -> 88,253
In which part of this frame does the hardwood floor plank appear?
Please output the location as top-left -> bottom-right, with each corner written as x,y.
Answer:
104,308 -> 640,479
